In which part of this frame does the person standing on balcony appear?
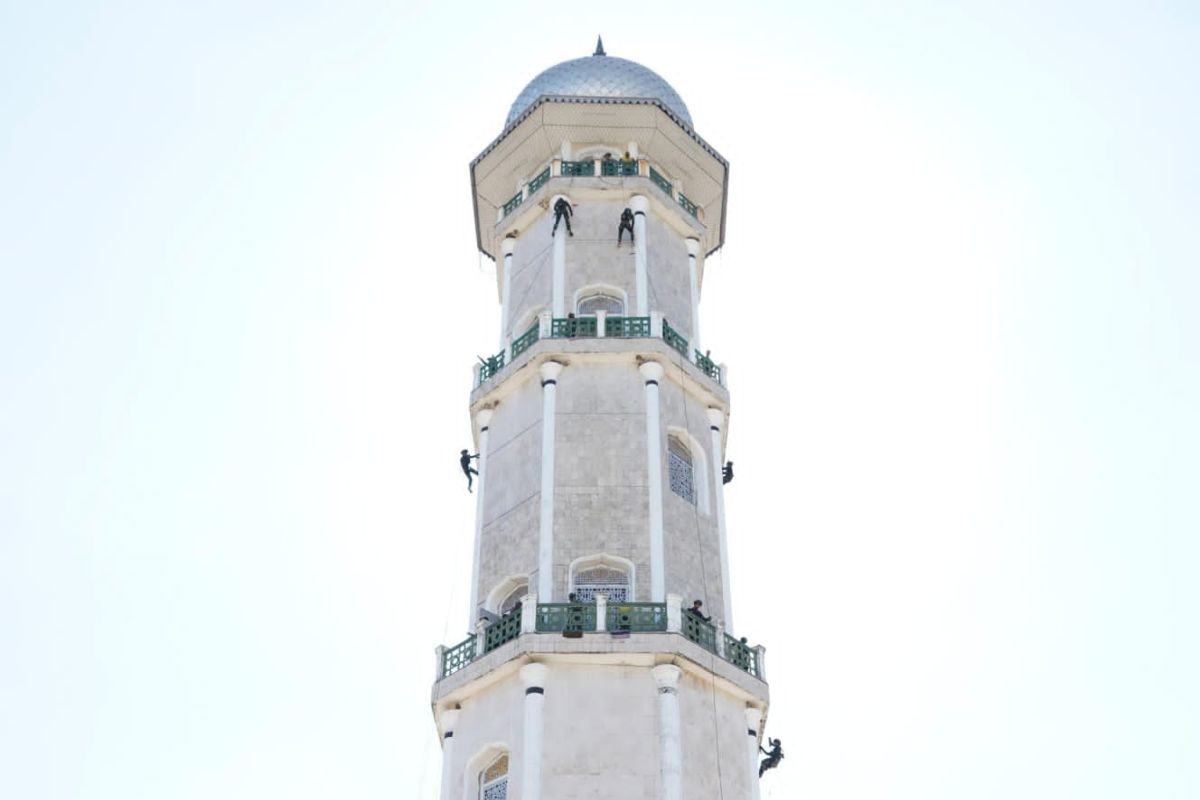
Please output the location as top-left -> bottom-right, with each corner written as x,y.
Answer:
460,449 -> 479,492
687,599 -> 711,622
551,197 -> 574,237
618,207 -> 635,245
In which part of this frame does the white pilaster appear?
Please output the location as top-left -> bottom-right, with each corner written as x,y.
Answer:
744,706 -> 763,800
520,663 -> 550,800
595,309 -> 607,337
707,407 -> 733,629
520,592 -> 537,633
595,594 -> 608,631
500,238 -> 516,349
640,361 -> 666,602
551,194 -> 568,316
666,593 -> 683,633
439,707 -> 460,800
468,408 -> 494,624
653,664 -> 683,800
537,362 -> 564,599
632,195 -> 649,315
686,238 -> 701,350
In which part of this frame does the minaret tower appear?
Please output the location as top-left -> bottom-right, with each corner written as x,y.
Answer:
433,40 -> 771,800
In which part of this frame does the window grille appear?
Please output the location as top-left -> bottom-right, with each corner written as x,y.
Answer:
577,293 -> 624,316
480,754 -> 508,800
668,438 -> 695,505
572,565 -> 629,603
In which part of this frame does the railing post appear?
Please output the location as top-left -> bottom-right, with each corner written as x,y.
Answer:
718,362 -> 729,387
593,158 -> 602,176
666,593 -> 682,633
595,309 -> 607,337
434,645 -> 446,680
637,158 -> 648,176
715,620 -> 726,658
551,157 -> 562,177
753,644 -> 767,681
650,311 -> 663,338
473,363 -> 482,387
474,618 -> 487,656
538,310 -> 552,338
521,592 -> 537,633
595,594 -> 608,631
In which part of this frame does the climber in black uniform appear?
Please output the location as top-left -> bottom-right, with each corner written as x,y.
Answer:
759,738 -> 783,777
618,207 -> 635,245
551,197 -> 574,237
460,449 -> 479,492
723,461 -> 734,485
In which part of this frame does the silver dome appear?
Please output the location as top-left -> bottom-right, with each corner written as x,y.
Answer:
505,48 -> 693,129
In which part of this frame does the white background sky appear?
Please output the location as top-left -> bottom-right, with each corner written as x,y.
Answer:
2,2 -> 1197,798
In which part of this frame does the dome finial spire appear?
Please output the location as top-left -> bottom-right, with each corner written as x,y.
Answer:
593,35 -> 606,57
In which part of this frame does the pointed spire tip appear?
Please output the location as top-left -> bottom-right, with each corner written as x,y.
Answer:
594,35 -> 606,56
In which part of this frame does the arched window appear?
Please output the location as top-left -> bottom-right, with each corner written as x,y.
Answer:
479,753 -> 508,800
498,583 -> 527,615
668,436 -> 695,505
572,563 -> 631,602
577,292 -> 624,316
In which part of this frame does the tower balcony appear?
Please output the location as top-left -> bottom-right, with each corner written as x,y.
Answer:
433,593 -> 767,700
494,157 -> 707,241
473,312 -> 726,394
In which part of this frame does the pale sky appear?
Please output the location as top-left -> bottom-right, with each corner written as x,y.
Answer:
1,2 -> 1197,799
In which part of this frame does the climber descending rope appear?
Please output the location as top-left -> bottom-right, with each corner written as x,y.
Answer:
759,737 -> 784,778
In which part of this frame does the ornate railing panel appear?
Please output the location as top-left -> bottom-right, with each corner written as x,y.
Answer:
550,316 -> 598,338
441,635 -> 477,678
605,315 -> 651,338
483,610 -> 522,653
601,159 -> 639,176
477,350 -> 506,385
527,166 -> 551,195
606,602 -> 668,632
650,167 -> 673,196
511,322 -> 539,359
677,193 -> 699,218
681,612 -> 717,653
694,349 -> 721,382
502,191 -> 524,217
722,634 -> 760,677
535,602 -> 597,633
662,320 -> 689,356
560,160 -> 595,177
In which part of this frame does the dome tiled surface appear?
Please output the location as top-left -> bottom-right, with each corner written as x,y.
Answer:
505,55 -> 693,129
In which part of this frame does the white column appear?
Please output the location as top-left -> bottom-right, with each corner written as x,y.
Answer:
468,408 -> 494,625
537,362 -> 563,599
707,407 -> 733,630
595,309 -> 607,337
500,237 -> 516,349
520,592 -> 537,633
595,594 -> 608,632
653,664 -> 683,800
552,194 -> 568,316
744,706 -> 763,800
439,707 -> 460,800
640,361 -> 666,602
520,663 -> 550,800
632,194 -> 649,315
686,238 -> 701,351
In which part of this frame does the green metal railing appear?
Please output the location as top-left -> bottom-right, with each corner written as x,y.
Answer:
605,315 -> 651,338
483,610 -> 522,653
527,166 -> 551,195
442,635 -> 476,677
677,193 -> 699,218
560,160 -> 595,177
535,602 -> 597,633
682,612 -> 717,653
606,602 -> 668,632
662,320 -> 689,356
650,167 -> 673,196
723,634 -> 760,678
502,191 -> 524,217
694,349 -> 721,382
511,322 -> 539,359
550,316 -> 598,338
477,350 -> 505,385
601,159 -> 639,177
